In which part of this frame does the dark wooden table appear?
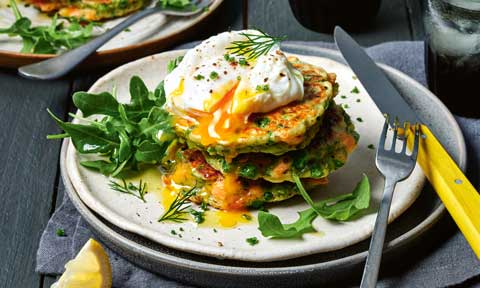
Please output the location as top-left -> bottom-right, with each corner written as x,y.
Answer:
0,0 -> 452,287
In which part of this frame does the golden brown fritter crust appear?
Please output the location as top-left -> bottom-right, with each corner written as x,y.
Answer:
173,56 -> 338,158
163,149 -> 327,210
25,0 -> 147,21
203,103 -> 358,183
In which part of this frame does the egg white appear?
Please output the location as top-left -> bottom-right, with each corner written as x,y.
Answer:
164,30 -> 304,116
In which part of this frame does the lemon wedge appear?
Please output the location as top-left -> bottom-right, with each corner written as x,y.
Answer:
52,238 -> 112,288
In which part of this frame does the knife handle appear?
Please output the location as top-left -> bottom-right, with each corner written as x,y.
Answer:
409,124 -> 480,259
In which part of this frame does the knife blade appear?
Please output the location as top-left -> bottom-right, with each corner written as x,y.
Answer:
334,27 -> 419,126
334,26 -> 480,259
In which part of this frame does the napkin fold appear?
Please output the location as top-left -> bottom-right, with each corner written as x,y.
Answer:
36,41 -> 480,288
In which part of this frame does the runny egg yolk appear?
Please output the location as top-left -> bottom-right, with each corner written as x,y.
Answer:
173,81 -> 252,146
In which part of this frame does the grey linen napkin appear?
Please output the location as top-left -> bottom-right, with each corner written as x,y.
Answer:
36,41 -> 480,288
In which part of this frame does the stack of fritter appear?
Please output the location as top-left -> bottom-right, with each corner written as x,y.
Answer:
164,57 -> 359,210
25,0 -> 147,21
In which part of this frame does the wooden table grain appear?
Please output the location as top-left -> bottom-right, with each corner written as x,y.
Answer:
0,0 -> 461,287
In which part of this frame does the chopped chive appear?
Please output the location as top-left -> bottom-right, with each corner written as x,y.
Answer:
356,117 -> 363,122
56,228 -> 66,237
340,95 -> 347,99
238,58 -> 248,66
368,144 -> 375,150
246,237 -> 259,246
210,71 -> 219,80
194,74 -> 204,80
256,84 -> 269,92
351,86 -> 360,94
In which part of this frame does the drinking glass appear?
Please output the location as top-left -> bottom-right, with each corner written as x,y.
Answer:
424,0 -> 480,118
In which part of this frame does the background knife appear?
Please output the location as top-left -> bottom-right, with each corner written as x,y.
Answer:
334,26 -> 480,259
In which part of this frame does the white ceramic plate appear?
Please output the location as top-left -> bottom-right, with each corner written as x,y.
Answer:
65,50 -> 426,262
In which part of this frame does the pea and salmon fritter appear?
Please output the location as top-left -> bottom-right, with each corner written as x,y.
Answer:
25,0 -> 148,21
163,149 -> 328,210
172,57 -> 339,159
163,104 -> 357,210
203,103 -> 358,183
162,31 -> 359,210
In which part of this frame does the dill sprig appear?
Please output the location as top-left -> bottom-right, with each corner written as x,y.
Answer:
158,187 -> 197,223
226,29 -> 286,60
109,179 -> 148,203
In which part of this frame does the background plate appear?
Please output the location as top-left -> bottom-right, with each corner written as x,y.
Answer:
61,45 -> 466,287
0,0 -> 222,68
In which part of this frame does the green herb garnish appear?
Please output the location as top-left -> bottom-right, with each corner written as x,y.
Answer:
368,144 -> 375,150
189,208 -> 205,224
351,86 -> 360,94
255,117 -> 270,128
158,187 -> 197,223
194,74 -> 205,80
226,29 -> 286,60
223,53 -> 236,63
313,174 -> 370,220
159,0 -> 194,10
246,237 -> 259,246
0,0 -> 95,54
47,75 -> 176,178
210,71 -> 219,80
238,58 -> 248,66
109,179 -> 148,202
56,228 -> 66,237
239,163 -> 258,178
256,84 -> 269,92
242,214 -> 252,221
340,95 -> 347,99
258,175 -> 371,238
258,209 -> 317,238
167,56 -> 184,73
356,117 -> 363,122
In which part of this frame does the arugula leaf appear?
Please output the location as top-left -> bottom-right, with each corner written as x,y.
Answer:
293,174 -> 323,216
159,0 -> 193,10
313,174 -> 370,221
258,209 -> 317,238
80,160 -> 117,175
0,0 -> 95,54
47,109 -> 118,154
73,92 -> 120,117
48,76 -> 176,178
167,56 -> 184,73
129,76 -> 151,111
258,175 -> 371,239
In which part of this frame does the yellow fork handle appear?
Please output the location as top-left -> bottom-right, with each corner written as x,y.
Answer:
408,124 -> 480,259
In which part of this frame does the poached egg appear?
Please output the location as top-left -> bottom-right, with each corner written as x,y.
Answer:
164,30 -> 304,145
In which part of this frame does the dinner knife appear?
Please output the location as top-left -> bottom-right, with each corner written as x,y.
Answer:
334,26 -> 480,259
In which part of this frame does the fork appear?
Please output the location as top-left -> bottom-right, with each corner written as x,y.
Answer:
18,0 -> 213,80
360,117 -> 420,288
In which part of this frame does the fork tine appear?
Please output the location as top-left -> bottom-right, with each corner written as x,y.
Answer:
378,115 -> 389,150
400,122 -> 409,154
410,124 -> 420,160
391,119 -> 399,151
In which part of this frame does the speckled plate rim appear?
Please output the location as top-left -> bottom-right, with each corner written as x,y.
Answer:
60,45 -> 466,276
0,0 -> 223,68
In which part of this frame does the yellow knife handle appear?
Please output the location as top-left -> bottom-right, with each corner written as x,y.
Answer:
408,124 -> 480,259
